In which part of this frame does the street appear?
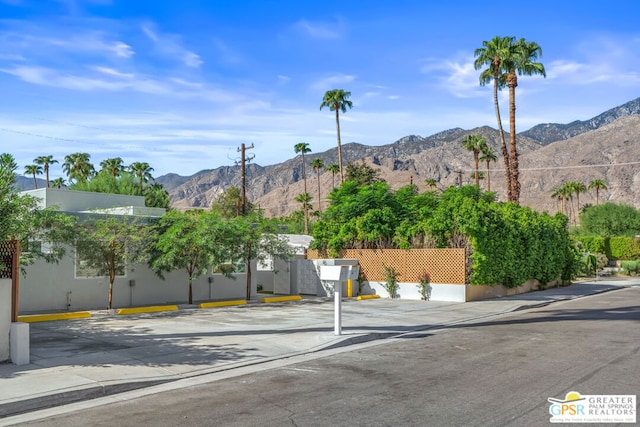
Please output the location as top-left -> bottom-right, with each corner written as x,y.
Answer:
14,287 -> 640,427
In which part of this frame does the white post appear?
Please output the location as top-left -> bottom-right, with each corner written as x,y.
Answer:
10,322 -> 30,365
334,281 -> 342,335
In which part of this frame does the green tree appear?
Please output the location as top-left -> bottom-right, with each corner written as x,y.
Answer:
24,164 -> 43,189
129,162 -> 154,193
325,163 -> 340,190
578,203 -> 640,237
345,160 -> 382,186
100,157 -> 125,178
34,155 -> 58,188
63,152 -> 95,184
294,143 -> 312,234
295,192 -> 313,234
474,36 -> 513,200
150,210 -> 234,304
424,178 -> 438,190
76,215 -> 154,309
311,158 -> 325,213
504,38 -> 546,202
320,89 -> 353,183
211,186 -> 248,218
479,146 -> 497,192
144,183 -> 171,209
50,177 -> 66,189
461,134 -> 488,186
588,179 -> 607,206
571,181 -> 587,219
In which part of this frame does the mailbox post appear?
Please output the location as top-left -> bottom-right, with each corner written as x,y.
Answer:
319,265 -> 350,335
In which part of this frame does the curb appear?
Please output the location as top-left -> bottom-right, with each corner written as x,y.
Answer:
356,295 -> 381,300
261,295 -> 302,303
199,300 -> 247,309
17,312 -> 91,323
116,305 -> 179,315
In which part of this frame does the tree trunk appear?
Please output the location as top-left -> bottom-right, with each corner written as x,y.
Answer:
317,171 -> 322,212
245,244 -> 252,300
493,63 -> 511,201
335,107 -> 344,183
302,153 -> 309,234
485,159 -> 491,191
507,71 -> 519,203
45,165 -> 50,188
473,151 -> 480,186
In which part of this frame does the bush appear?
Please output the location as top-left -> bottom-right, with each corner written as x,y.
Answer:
382,266 -> 399,299
620,260 -> 639,276
609,237 -> 640,260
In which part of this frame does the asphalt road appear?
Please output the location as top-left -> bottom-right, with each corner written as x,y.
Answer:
17,287 -> 640,427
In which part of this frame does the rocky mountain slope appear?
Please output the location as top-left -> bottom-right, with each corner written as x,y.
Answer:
159,97 -> 640,216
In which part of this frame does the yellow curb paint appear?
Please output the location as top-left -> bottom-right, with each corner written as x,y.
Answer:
199,300 -> 247,308
262,295 -> 302,303
357,295 -> 381,300
17,312 -> 92,323
116,305 -> 179,315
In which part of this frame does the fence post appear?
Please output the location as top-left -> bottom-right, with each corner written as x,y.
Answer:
11,239 -> 20,323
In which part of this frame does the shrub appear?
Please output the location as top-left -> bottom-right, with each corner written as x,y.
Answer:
382,266 -> 399,299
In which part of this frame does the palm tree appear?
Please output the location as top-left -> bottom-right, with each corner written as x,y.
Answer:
63,152 -> 95,184
571,181 -> 587,219
474,36 -> 513,200
461,135 -> 488,186
50,177 -> 66,189
505,38 -> 546,202
588,179 -> 607,206
100,157 -> 125,178
294,143 -> 311,234
311,158 -> 325,213
479,146 -> 497,192
24,164 -> 43,189
128,162 -> 154,194
325,163 -> 340,189
320,89 -> 353,183
294,193 -> 312,234
424,178 -> 438,190
550,187 -> 564,214
560,182 -> 576,224
34,155 -> 58,188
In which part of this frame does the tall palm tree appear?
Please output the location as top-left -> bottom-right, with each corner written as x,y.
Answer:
479,146 -> 497,192
571,181 -> 587,219
294,143 -> 311,234
474,36 -> 513,200
325,163 -> 340,189
311,158 -> 324,213
128,162 -> 154,194
100,157 -> 125,178
461,134 -> 488,186
24,164 -> 43,189
424,178 -> 438,190
63,152 -> 95,184
505,38 -> 546,202
294,193 -> 312,234
34,155 -> 58,188
560,182 -> 576,224
320,89 -> 353,183
588,179 -> 607,206
550,187 -> 564,214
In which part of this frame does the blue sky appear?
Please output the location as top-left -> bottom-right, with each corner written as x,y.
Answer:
1,0 -> 639,179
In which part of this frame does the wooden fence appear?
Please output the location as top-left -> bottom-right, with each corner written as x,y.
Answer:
306,248 -> 466,284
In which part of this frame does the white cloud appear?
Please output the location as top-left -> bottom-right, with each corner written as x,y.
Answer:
311,74 -> 357,92
141,22 -> 202,68
293,19 -> 343,39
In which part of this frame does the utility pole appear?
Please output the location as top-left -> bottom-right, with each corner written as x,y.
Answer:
236,143 -> 255,216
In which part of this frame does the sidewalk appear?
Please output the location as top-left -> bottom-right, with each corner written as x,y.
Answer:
0,278 -> 636,421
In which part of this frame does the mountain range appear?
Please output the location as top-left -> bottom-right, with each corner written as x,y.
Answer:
156,97 -> 640,216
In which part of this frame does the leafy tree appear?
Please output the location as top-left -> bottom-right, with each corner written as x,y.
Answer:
578,203 -> 640,237
144,183 -> 171,209
211,186 -> 250,218
129,162 -> 154,193
34,155 -> 58,188
344,160 -> 382,186
76,215 -> 154,309
100,157 -> 125,178
320,89 -> 353,183
311,158 -> 325,212
63,152 -> 95,184
479,146 -> 497,192
294,143 -> 311,234
461,134 -> 487,186
71,169 -> 139,196
474,36 -> 513,200
505,38 -> 546,202
325,163 -> 340,189
588,179 -> 607,206
150,210 -> 234,304
24,164 -> 43,189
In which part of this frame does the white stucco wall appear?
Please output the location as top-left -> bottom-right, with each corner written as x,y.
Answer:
0,278 -> 11,362
365,281 -> 466,302
23,188 -> 148,212
19,253 -> 258,312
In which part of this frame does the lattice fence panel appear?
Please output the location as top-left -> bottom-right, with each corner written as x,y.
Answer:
306,248 -> 466,284
0,240 -> 18,279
